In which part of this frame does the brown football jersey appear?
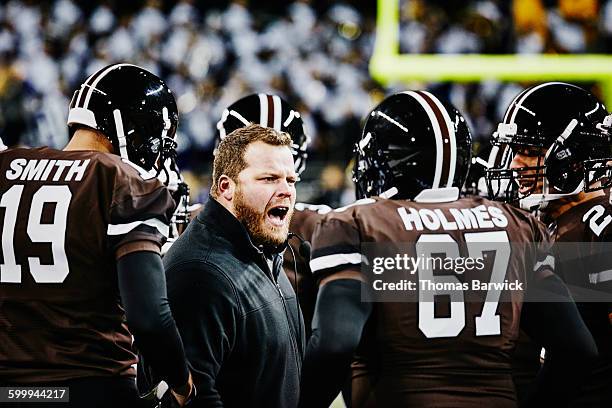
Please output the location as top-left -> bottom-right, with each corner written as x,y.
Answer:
309,191 -> 553,407
0,147 -> 175,383
548,194 -> 612,406
284,203 -> 331,336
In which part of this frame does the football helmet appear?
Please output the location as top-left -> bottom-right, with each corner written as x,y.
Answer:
67,63 -> 179,173
353,91 -> 472,200
216,93 -> 310,175
486,82 -> 611,211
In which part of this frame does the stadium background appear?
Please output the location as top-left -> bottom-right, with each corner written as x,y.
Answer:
1,0 -> 611,208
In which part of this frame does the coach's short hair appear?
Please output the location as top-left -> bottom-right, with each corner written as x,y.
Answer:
211,124 -> 292,197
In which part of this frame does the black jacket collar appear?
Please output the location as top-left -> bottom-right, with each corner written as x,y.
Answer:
197,196 -> 287,258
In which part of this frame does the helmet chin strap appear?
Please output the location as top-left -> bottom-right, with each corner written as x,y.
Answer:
156,107 -> 173,177
519,180 -> 584,211
379,187 -> 398,199
161,107 -> 170,135
113,109 -> 129,161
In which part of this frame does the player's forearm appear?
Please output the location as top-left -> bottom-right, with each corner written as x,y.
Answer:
300,330 -> 353,407
522,351 -> 595,408
520,274 -> 598,407
117,250 -> 190,389
133,312 -> 190,389
299,279 -> 372,408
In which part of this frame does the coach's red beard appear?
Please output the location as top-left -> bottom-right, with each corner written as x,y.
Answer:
234,187 -> 293,248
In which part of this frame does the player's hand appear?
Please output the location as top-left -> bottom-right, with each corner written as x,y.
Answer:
139,382 -> 163,408
168,372 -> 195,407
139,373 -> 194,407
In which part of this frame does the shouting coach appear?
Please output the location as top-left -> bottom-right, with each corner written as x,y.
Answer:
163,124 -> 305,407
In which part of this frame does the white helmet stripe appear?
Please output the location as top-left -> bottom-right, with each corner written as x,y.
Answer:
113,109 -> 129,160
258,93 -> 268,127
83,63 -> 135,109
509,82 -> 566,125
284,110 -> 297,128
229,110 -> 251,127
216,109 -> 230,140
404,91 -> 443,188
422,91 -> 456,187
75,69 -> 103,108
502,89 -> 526,124
272,95 -> 282,130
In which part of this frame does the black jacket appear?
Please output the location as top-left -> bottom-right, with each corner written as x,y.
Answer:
163,197 -> 305,408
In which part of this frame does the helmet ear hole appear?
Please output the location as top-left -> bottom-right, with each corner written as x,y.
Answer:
546,147 -> 583,193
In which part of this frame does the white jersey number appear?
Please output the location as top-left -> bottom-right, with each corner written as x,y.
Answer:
417,231 -> 511,338
1,185 -> 72,283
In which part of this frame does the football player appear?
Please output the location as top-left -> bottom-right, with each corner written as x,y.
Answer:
300,91 -> 597,408
487,82 -> 612,406
0,64 -> 193,407
216,93 -> 323,335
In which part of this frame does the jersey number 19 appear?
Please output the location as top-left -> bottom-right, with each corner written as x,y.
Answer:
1,185 -> 72,283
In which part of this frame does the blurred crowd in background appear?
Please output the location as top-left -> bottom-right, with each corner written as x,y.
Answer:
0,0 -> 611,205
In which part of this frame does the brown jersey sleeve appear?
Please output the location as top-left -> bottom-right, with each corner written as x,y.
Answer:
528,215 -> 556,284
106,159 -> 176,254
309,208 -> 362,281
501,203 -> 556,285
284,205 -> 331,335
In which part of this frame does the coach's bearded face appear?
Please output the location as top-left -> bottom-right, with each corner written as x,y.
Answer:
233,142 -> 296,248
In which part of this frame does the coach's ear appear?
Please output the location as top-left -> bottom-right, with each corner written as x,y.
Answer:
218,175 -> 235,202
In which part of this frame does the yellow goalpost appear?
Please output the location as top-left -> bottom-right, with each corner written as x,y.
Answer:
370,0 -> 612,108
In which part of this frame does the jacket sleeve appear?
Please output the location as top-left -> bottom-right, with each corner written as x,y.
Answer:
173,264 -> 241,407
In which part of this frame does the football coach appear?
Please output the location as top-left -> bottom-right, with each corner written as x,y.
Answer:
162,124 -> 305,407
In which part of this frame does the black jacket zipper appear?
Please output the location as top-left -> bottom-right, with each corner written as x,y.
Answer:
261,253 -> 302,374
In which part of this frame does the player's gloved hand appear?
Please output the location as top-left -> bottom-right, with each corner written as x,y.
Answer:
139,382 -> 163,408
165,372 -> 195,407
139,375 -> 195,408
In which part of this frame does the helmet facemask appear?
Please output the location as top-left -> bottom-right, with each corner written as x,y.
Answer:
482,145 -> 518,202
485,127 -> 547,206
353,132 -> 391,199
590,113 -> 612,192
158,157 -> 191,239
155,118 -> 191,237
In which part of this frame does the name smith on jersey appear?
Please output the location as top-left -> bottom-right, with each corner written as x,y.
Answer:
5,158 -> 90,182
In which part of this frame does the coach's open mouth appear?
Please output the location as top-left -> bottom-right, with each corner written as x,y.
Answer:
267,206 -> 289,227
